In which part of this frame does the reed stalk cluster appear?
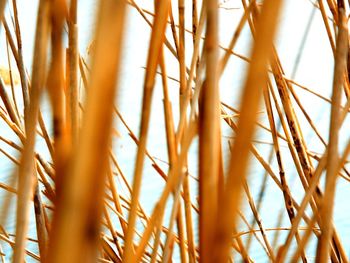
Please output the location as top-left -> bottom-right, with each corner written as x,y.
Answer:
0,0 -> 349,262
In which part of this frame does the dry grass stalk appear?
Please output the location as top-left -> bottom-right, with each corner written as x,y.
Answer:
67,0 -> 79,142
198,0 -> 221,261
316,6 -> 348,262
122,1 -> 171,261
46,0 -> 126,262
13,1 -> 50,262
211,0 -> 284,261
0,0 -> 7,24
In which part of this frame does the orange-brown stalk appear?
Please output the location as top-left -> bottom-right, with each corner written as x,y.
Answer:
198,0 -> 220,262
13,0 -> 50,262
46,0 -> 126,262
122,1 -> 171,261
211,0 -> 284,261
316,7 -> 348,263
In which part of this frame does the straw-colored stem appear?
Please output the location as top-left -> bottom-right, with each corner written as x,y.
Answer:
38,111 -> 54,159
169,2 -> 179,56
290,214 -> 318,262
263,83 -> 307,262
13,0 -> 50,262
134,119 -> 197,262
0,78 -> 21,127
243,182 -> 275,260
122,1 -> 170,261
103,206 -> 123,257
159,50 -> 188,263
106,163 -> 128,236
46,2 -> 69,225
316,8 -> 348,263
318,0 -> 336,54
128,0 -> 177,59
68,0 -> 79,142
0,0 -> 7,27
47,1 -> 126,262
212,1 -> 283,261
192,0 -> 198,45
162,192 -> 185,263
218,0 -> 255,76
5,39 -> 21,121
199,0 -> 220,261
33,179 -> 48,260
12,0 -> 30,120
277,136 -> 350,262
288,85 -> 327,146
177,3 -> 206,143
178,0 -> 186,105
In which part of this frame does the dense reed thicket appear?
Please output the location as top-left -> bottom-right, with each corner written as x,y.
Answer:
0,0 -> 349,262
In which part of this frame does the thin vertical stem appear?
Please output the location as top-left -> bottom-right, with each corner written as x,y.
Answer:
13,0 -> 50,262
68,0 -> 79,142
199,0 -> 220,261
316,7 -> 348,263
122,1 -> 170,262
212,0 -> 284,261
47,1 -> 126,262
12,0 -> 30,121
